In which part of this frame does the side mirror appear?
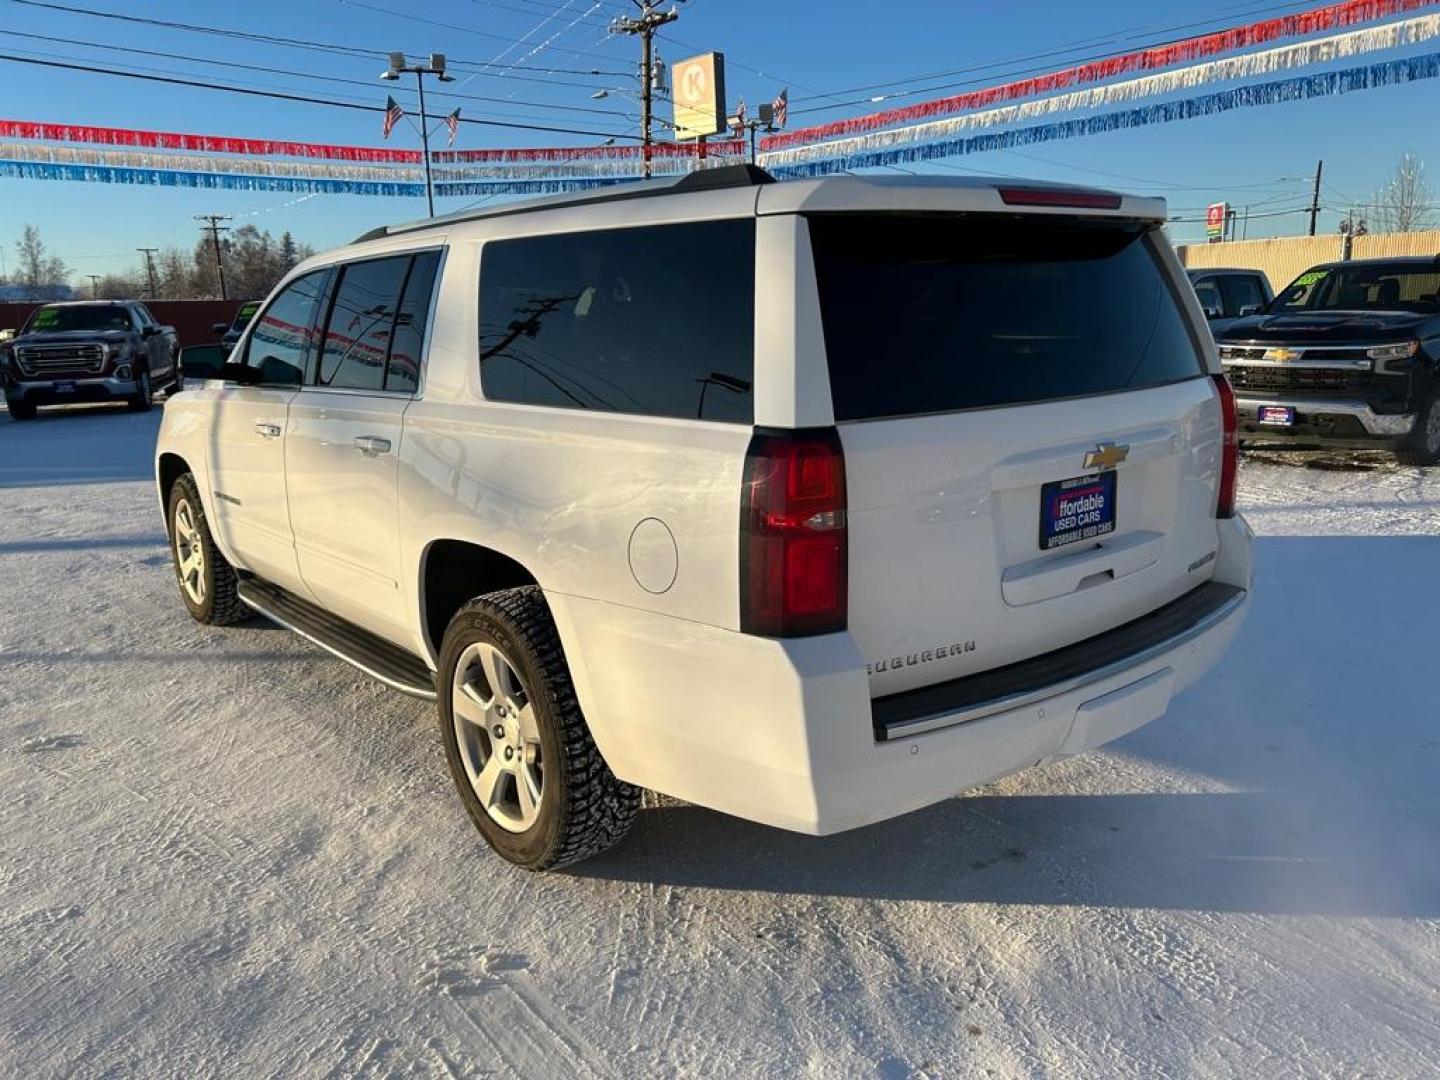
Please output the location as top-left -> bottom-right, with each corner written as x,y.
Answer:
211,322 -> 228,335
1239,304 -> 1264,317
1202,305 -> 1223,320
178,344 -> 227,382
140,324 -> 160,338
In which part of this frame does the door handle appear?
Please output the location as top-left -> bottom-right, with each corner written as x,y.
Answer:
254,421 -> 282,438
353,435 -> 392,455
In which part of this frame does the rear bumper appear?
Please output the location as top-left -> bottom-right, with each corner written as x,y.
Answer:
549,515 -> 1253,836
1235,394 -> 1415,446
5,375 -> 139,407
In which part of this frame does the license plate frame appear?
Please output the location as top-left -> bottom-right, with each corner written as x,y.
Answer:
1257,404 -> 1296,426
1040,471 -> 1118,551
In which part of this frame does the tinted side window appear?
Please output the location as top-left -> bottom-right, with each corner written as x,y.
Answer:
317,256 -> 411,391
810,216 -> 1204,422
478,220 -> 755,423
1221,274 -> 1266,315
244,270 -> 329,386
387,251 -> 441,394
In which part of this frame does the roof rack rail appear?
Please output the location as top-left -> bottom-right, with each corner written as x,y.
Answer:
352,164 -> 775,244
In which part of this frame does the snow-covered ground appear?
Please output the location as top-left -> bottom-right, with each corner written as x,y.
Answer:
3,403 -> 1438,1079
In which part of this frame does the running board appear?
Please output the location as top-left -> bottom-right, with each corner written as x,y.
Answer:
237,579 -> 437,700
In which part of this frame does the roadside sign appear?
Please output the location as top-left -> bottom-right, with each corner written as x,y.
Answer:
672,52 -> 727,140
1206,202 -> 1228,242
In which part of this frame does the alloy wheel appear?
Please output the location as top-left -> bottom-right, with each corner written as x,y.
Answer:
451,641 -> 544,833
172,497 -> 206,606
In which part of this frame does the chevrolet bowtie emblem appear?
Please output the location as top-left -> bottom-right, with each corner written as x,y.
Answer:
1083,442 -> 1130,471
1264,347 -> 1302,362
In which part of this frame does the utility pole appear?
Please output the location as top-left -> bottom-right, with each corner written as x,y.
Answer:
611,2 -> 679,178
382,53 -> 454,217
1308,159 -> 1324,236
87,274 -> 101,299
137,247 -> 159,299
195,214 -> 231,300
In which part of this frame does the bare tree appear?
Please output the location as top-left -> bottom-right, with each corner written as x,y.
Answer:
14,225 -> 69,299
1370,153 -> 1435,234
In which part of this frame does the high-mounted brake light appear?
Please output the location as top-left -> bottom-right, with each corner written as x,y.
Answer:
740,428 -> 848,637
998,186 -> 1124,211
1213,374 -> 1238,519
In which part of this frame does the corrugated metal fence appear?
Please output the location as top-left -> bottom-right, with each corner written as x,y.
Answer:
1178,230 -> 1440,292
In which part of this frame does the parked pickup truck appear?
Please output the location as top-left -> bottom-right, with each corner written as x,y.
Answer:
1215,256 -> 1440,463
3,300 -> 178,420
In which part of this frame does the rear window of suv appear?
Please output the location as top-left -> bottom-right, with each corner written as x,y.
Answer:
808,215 -> 1204,422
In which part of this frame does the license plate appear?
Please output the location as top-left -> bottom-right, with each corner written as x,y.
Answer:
1257,405 -> 1296,426
54,381 -> 76,395
1041,471 -> 1117,551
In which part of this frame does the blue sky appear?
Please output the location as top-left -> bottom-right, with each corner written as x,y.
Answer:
1,0 -> 1436,281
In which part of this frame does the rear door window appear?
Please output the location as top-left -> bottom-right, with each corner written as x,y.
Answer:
316,256 -> 410,392
808,215 -> 1205,422
477,219 -> 755,423
386,251 -> 441,394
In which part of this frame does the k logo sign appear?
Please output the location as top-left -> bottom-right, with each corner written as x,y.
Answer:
1083,442 -> 1130,471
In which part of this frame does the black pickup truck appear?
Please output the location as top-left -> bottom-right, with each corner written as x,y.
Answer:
2,300 -> 178,420
1214,256 -> 1440,464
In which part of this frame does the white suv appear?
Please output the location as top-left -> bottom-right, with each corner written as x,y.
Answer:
157,167 -> 1253,870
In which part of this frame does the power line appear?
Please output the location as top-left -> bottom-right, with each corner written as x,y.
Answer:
0,52 -> 647,142
4,0 -> 634,78
335,0 -> 630,64
0,30 -> 634,119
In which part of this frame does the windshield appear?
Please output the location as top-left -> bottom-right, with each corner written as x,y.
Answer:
24,305 -> 132,333
232,301 -> 261,331
1271,264 -> 1440,314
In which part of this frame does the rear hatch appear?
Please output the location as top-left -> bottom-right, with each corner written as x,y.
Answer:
805,207 -> 1225,698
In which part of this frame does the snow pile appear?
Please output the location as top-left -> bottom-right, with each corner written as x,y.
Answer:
2,407 -> 1437,1077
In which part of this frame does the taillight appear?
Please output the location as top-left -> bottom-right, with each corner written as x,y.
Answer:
1213,373 -> 1238,518
740,428 -> 848,637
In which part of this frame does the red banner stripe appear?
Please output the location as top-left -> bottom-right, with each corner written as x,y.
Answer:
762,0 -> 1439,151
0,118 -> 423,163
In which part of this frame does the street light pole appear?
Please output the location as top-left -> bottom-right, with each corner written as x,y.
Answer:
415,70 -> 435,217
382,52 -> 454,218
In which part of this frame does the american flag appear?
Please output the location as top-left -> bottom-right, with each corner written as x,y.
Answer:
733,96 -> 746,130
382,95 -> 404,140
770,88 -> 787,129
445,108 -> 461,147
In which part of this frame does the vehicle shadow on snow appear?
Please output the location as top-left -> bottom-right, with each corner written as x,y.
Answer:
578,535 -> 1440,919
0,403 -> 163,488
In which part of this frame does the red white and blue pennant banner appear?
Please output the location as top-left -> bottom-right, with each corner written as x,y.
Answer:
760,13 -> 1440,169
762,0 -> 1440,151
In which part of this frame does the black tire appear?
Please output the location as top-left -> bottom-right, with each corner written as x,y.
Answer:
127,367 -> 153,412
6,400 -> 35,421
1398,392 -> 1440,467
437,587 -> 639,870
166,473 -> 248,626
